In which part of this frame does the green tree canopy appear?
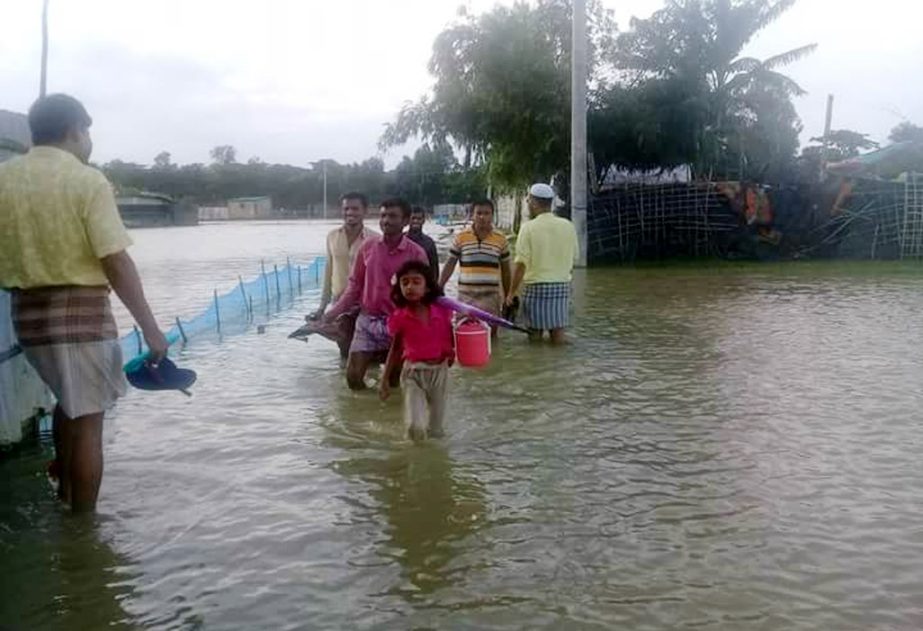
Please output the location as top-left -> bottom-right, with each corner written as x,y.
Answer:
381,0 -> 614,191
809,129 -> 879,161
101,150 -> 484,209
153,151 -> 173,169
889,122 -> 923,144
796,128 -> 878,181
608,0 -> 815,180
210,145 -> 237,165
589,76 -> 706,173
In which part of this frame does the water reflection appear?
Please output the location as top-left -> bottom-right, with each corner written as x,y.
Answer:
0,448 -> 138,630
321,390 -> 486,602
6,224 -> 923,629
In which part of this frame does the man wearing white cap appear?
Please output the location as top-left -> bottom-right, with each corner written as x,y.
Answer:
505,183 -> 579,343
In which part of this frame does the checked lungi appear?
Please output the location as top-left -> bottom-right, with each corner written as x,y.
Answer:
11,286 -> 126,418
457,286 -> 503,317
349,312 -> 392,355
521,282 -> 571,330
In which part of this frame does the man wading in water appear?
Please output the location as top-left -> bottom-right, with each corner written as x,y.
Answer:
407,205 -> 440,278
310,192 -> 378,361
439,198 -> 511,339
0,94 -> 169,512
506,183 -> 579,344
323,198 -> 427,390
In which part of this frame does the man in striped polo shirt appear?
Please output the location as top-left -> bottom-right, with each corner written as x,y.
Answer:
439,199 -> 511,337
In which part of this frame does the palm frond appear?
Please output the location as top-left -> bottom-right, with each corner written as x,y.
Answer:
728,56 -> 762,74
762,43 -> 818,70
724,72 -> 753,95
759,70 -> 808,97
754,0 -> 797,32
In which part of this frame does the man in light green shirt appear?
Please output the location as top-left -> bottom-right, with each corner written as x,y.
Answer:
506,183 -> 579,344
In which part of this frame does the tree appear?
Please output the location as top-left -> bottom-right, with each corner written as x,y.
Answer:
796,128 -> 878,181
104,149 -> 483,211
889,122 -> 923,144
381,0 -> 614,191
210,145 -> 237,165
389,142 -> 458,205
611,0 -> 815,180
809,129 -> 879,162
153,151 -> 173,169
722,79 -> 803,181
590,76 -> 707,175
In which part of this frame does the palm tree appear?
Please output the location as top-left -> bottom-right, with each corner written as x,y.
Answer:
616,0 -> 816,178
698,0 -> 816,178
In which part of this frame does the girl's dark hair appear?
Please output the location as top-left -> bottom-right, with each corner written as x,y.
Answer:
391,260 -> 443,307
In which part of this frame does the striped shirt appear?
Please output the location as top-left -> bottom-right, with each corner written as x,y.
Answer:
449,228 -> 510,288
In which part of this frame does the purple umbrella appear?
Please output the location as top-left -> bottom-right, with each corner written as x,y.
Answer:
436,296 -> 529,333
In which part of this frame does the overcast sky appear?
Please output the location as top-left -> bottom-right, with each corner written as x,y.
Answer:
2,0 -> 920,168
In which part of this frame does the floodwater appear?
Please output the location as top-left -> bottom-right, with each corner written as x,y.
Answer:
3,221 -> 923,630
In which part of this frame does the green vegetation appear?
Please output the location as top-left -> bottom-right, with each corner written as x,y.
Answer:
100,0 -> 922,207
101,144 -> 486,209
381,0 -> 615,191
382,0 -> 819,189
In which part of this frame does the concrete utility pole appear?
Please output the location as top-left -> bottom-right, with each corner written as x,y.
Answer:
571,0 -> 588,267
822,94 -> 834,159
820,94 -> 834,181
322,161 -> 328,220
40,0 -> 49,98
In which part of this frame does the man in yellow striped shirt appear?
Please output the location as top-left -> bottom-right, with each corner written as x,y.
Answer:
439,199 -> 511,336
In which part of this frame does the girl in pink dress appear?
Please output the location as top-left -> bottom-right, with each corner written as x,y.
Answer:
380,261 -> 455,440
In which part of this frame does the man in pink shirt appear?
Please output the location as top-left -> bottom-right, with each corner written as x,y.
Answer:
324,197 -> 427,390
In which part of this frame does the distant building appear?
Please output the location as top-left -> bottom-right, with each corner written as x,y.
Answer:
0,110 -> 30,162
433,203 -> 468,226
495,194 -> 531,232
227,196 -> 272,220
199,206 -> 230,221
117,192 -> 199,228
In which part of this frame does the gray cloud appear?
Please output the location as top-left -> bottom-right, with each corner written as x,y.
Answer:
31,45 -> 393,167
2,0 -> 920,169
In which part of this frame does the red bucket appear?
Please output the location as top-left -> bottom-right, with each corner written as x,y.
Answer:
455,318 -> 491,368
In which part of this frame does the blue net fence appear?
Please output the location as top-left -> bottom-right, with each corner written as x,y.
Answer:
120,256 -> 326,370
1,257 -> 326,370
1,257 -> 324,442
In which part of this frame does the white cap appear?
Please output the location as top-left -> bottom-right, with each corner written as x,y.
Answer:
529,183 -> 555,200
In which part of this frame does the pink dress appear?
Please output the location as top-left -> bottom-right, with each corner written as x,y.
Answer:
387,303 -> 455,439
387,303 -> 455,364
